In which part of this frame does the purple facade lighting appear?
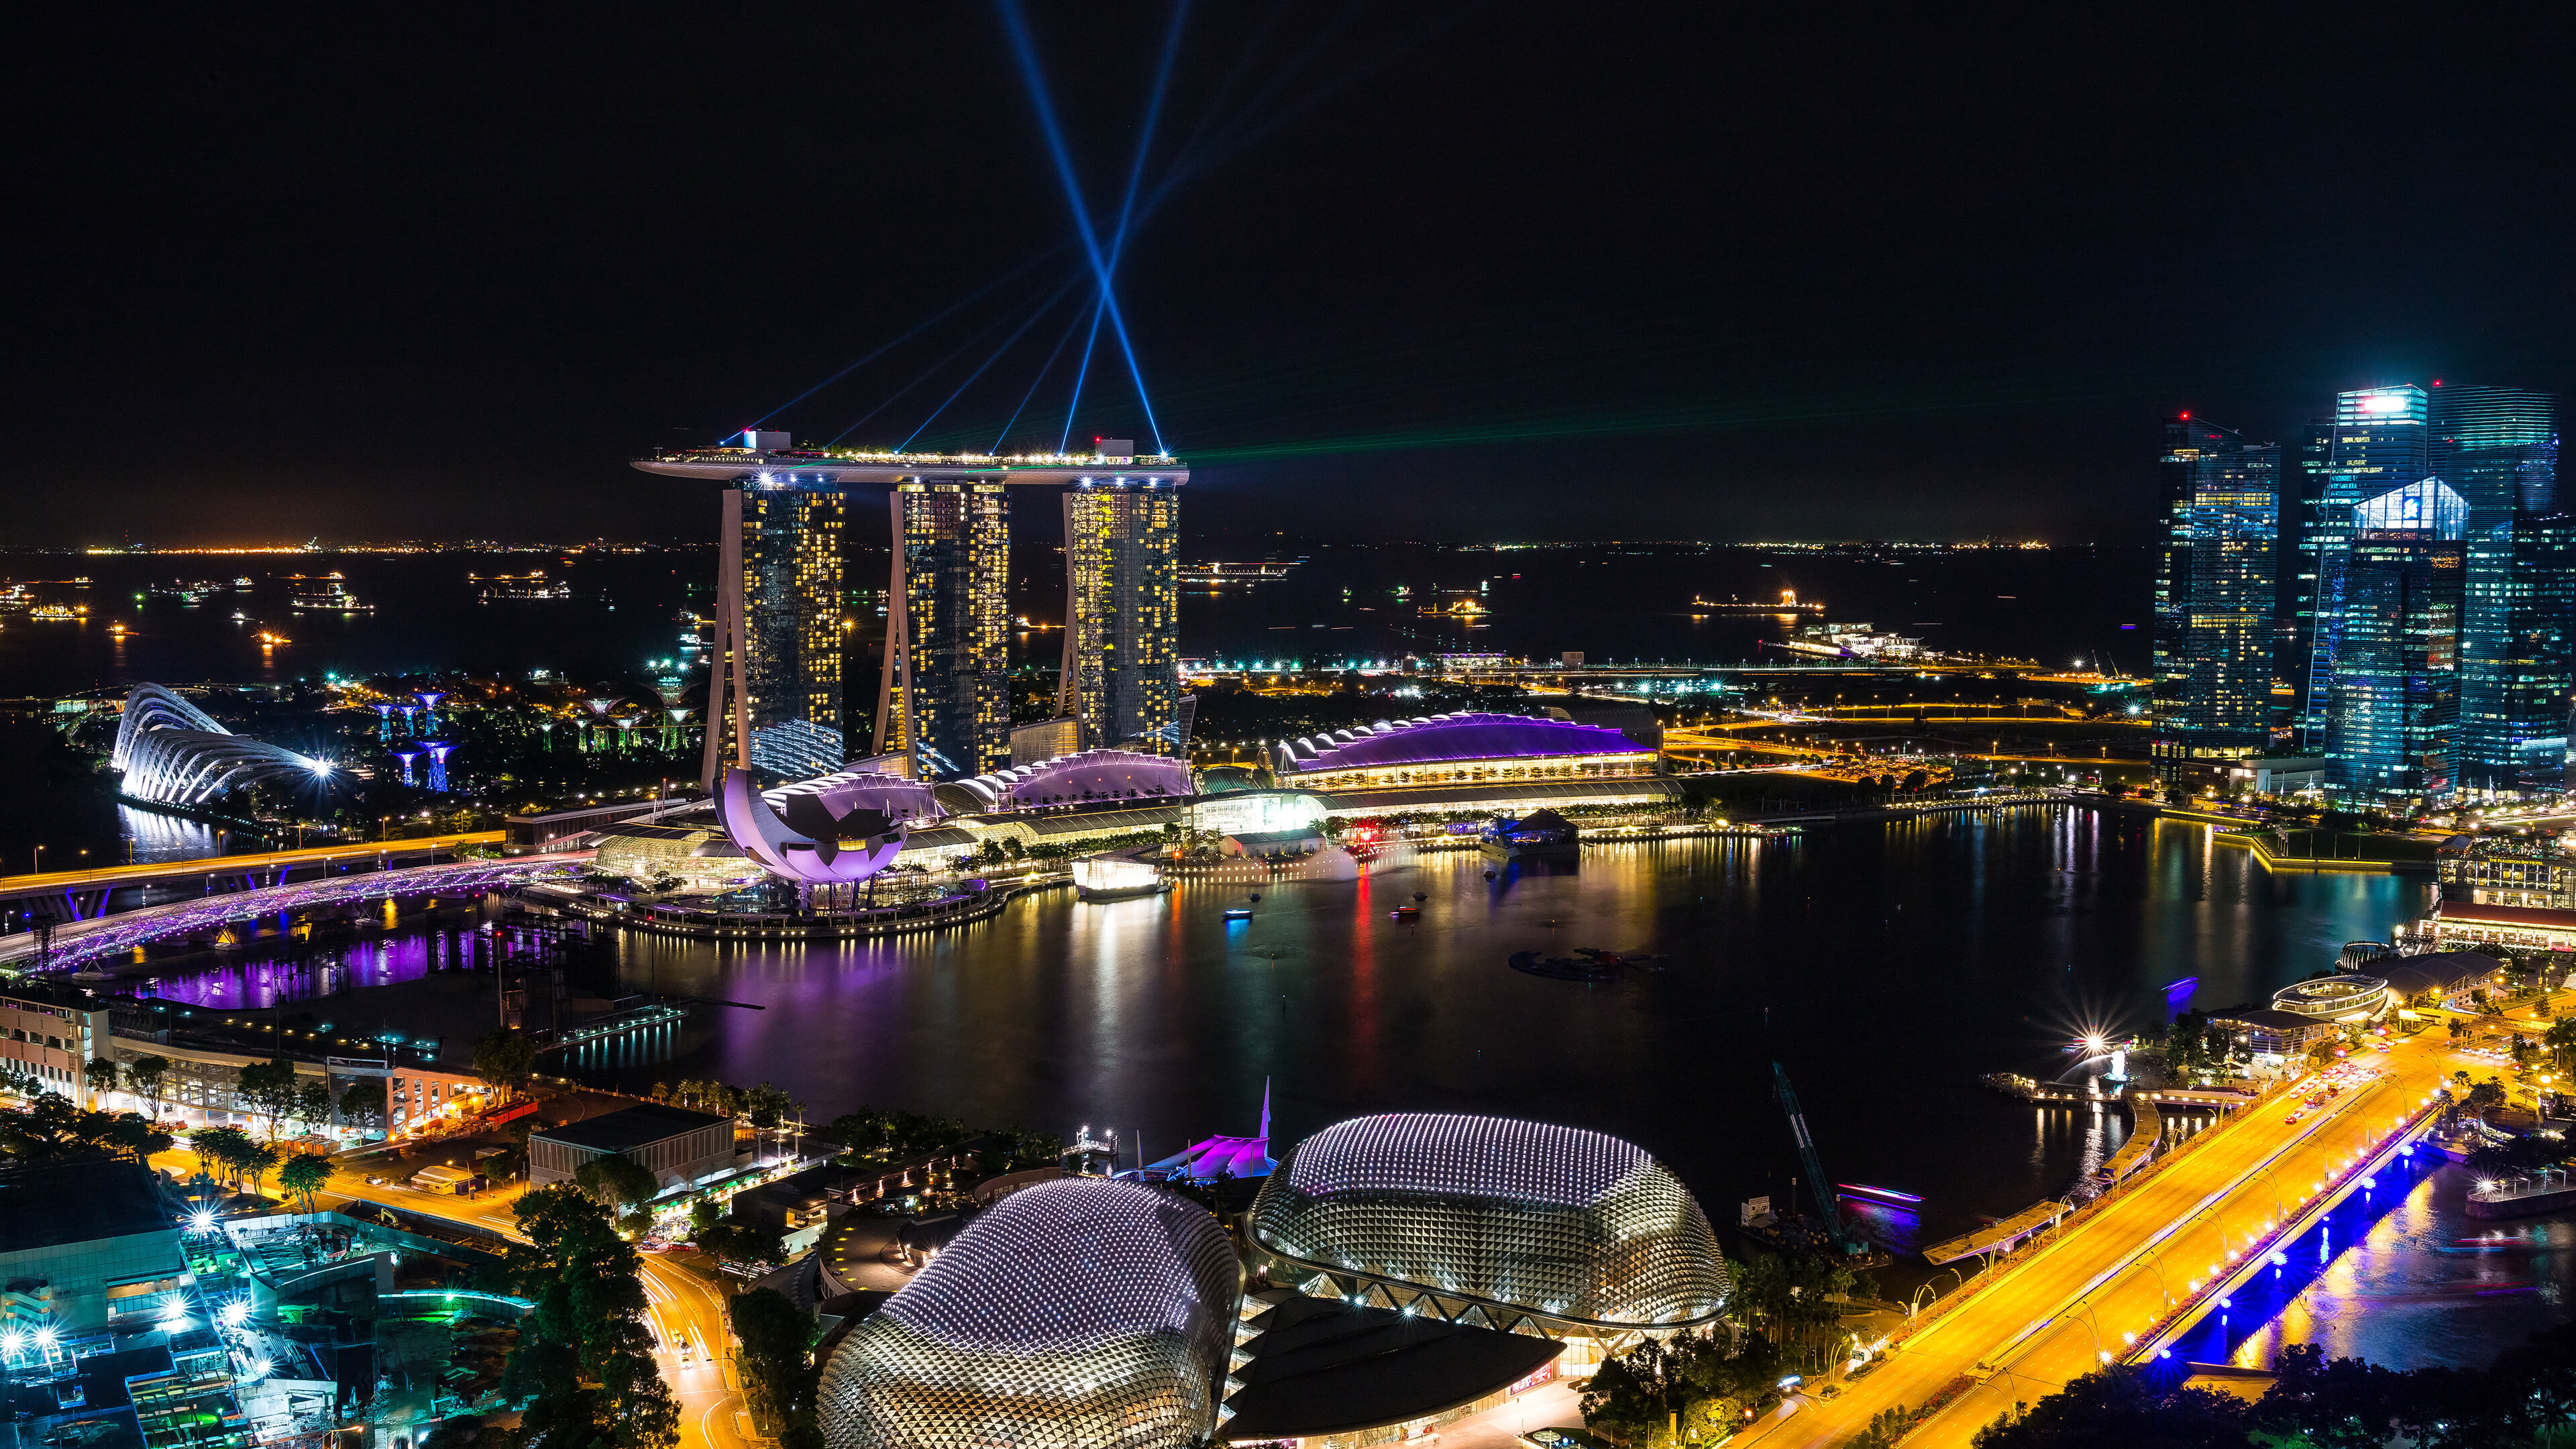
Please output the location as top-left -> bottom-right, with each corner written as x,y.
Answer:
712,766 -> 918,896
947,747 -> 1190,812
421,742 -> 453,792
0,856 -> 586,973
373,703 -> 395,741
414,690 -> 445,733
393,749 -> 421,787
1271,712 -> 1644,775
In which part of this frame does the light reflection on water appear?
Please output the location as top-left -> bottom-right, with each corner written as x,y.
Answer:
108,807 -> 2557,1362
2232,1164 -> 2575,1370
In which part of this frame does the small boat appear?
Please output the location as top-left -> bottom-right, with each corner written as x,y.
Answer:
1411,893 -> 1428,902
1224,908 -> 1254,921
1509,950 -> 1618,982
1247,893 -> 1261,902
1391,905 -> 1420,920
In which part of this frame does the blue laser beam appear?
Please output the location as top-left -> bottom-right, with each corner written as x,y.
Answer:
1059,0 -> 1187,453
899,274 -> 1083,452
1059,296 -> 1108,452
996,0 -> 1169,456
738,243 -> 1065,437
994,299 -> 1091,453
830,266 -> 1083,445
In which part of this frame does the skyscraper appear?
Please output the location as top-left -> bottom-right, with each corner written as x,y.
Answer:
2302,385 -> 2430,747
2156,417 -> 2279,744
2326,478 -> 2467,799
885,482 -> 1011,779
2463,511 -> 2576,790
2152,417 -> 2277,792
1061,478 -> 1182,753
740,485 -> 846,771
2434,384 -> 2561,788
694,479 -> 848,786
2154,415 -> 2227,694
635,437 -> 1189,790
2278,416 -> 2333,737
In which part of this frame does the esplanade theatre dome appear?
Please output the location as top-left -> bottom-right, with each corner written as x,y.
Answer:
818,1178 -> 1240,1449
1247,1114 -> 1727,1333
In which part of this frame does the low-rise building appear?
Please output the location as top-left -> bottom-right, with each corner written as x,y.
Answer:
2437,840 -> 2576,910
2223,756 -> 2330,795
529,1103 -> 735,1191
2377,951 -> 2506,1006
2424,900 -> 2576,954
2205,1007 -> 2339,1058
0,1159 -> 188,1334
0,983 -> 109,1104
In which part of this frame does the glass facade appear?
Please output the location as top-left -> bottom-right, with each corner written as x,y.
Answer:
891,482 -> 1010,780
2325,479 -> 2467,798
2434,385 -> 2561,788
2155,417 -> 2277,749
739,484 -> 847,757
1062,480 -> 1182,754
2302,385 -> 2429,746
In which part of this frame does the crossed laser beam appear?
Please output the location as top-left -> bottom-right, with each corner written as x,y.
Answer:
998,0 -> 1172,457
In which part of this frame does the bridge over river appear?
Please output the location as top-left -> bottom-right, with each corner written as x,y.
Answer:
1738,1028 -> 2466,1448
0,851 -> 590,970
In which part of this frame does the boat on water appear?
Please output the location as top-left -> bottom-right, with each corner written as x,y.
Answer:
1508,950 -> 1619,981
1224,907 -> 1254,920
1391,904 -> 1420,920
288,574 -> 374,612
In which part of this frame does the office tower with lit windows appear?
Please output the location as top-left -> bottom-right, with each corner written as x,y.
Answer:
2277,417 -> 2334,733
1061,478 -> 1183,753
885,482 -> 1012,779
2302,385 -> 2430,747
2463,511 -> 2576,790
2151,417 -> 2277,789
737,486 -> 847,774
2325,479 -> 2467,799
2432,384 -> 2562,788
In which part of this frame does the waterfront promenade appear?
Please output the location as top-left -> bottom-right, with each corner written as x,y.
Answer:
1739,1029 -> 2469,1448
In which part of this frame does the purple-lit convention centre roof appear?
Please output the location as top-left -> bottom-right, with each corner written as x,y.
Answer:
943,749 -> 1192,812
1247,1114 -> 1727,1332
1269,712 -> 1646,775
818,1178 -> 1240,1449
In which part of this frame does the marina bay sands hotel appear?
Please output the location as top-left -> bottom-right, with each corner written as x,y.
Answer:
633,434 -> 1183,788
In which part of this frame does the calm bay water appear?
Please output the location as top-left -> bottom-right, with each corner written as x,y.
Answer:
575,806 -> 2426,1256
111,802 -> 2563,1360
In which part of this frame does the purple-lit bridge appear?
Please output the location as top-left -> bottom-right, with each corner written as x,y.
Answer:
0,851 -> 592,972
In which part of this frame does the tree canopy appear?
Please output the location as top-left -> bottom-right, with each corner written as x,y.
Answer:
503,1185 -> 679,1449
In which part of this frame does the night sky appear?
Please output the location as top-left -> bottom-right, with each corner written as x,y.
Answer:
7,7 -> 2572,547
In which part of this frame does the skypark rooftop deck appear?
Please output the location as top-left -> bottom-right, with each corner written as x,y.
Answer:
631,445 -> 1186,486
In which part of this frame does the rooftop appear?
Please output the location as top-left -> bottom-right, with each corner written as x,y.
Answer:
0,1159 -> 176,1251
533,1102 -> 731,1152
632,447 -> 1187,487
1219,1293 -> 1561,1441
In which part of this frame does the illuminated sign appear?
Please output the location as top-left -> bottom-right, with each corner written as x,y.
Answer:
2359,393 -> 2412,415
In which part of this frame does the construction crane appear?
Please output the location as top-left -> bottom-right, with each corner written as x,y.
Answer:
1774,1061 -> 1868,1258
